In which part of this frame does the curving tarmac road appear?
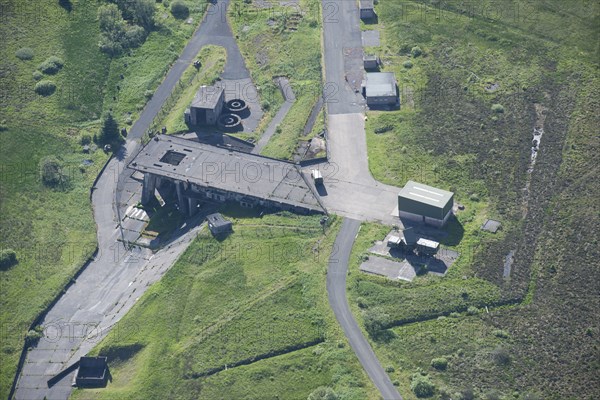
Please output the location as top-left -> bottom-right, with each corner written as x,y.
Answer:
327,219 -> 402,399
320,1 -> 403,399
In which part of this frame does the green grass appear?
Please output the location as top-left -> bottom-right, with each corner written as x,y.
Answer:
71,210 -> 379,399
228,0 -> 323,154
0,1 -> 211,396
349,1 -> 600,398
261,92 -> 319,160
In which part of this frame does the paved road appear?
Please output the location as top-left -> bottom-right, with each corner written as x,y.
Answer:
327,219 -> 401,400
320,2 -> 403,399
253,78 -> 296,154
13,1 -> 252,399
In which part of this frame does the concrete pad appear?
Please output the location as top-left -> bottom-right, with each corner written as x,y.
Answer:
362,30 -> 380,47
360,256 -> 416,281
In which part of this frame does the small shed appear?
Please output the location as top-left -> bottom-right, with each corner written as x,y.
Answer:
387,235 -> 402,248
186,85 -> 225,126
207,213 -> 233,236
363,54 -> 379,70
359,0 -> 376,20
481,219 -> 502,233
75,357 -> 108,388
363,72 -> 399,107
416,238 -> 440,256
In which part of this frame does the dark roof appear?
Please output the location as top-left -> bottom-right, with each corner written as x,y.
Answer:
365,72 -> 397,97
191,85 -> 224,109
207,213 -> 231,227
129,135 -> 323,212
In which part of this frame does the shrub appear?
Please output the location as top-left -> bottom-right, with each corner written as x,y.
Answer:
39,157 -> 68,187
38,56 -> 64,74
307,386 -> 338,400
466,306 -> 479,315
491,103 -> 504,113
385,365 -> 395,373
80,133 -> 92,145
403,60 -> 413,69
34,80 -> 57,96
363,308 -> 390,336
15,47 -> 34,60
261,100 -> 271,111
411,46 -> 423,57
25,329 -> 43,345
0,249 -> 17,269
431,357 -> 448,370
411,374 -> 435,398
493,329 -> 510,339
357,297 -> 368,309
171,1 -> 189,19
32,71 -> 43,81
0,120 -> 8,131
144,89 -> 154,99
492,347 -> 511,365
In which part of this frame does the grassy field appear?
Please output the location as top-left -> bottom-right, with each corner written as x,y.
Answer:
0,0 -> 208,397
71,210 -> 379,400
348,1 -> 600,398
228,0 -> 323,158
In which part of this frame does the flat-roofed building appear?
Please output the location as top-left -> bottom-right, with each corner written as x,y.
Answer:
398,181 -> 454,227
363,72 -> 399,107
359,0 -> 376,20
129,135 -> 324,216
185,85 -> 225,125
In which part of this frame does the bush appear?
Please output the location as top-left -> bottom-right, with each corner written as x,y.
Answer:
491,347 -> 511,365
25,329 -> 43,345
15,47 -> 34,60
431,357 -> 448,370
385,365 -> 395,373
32,71 -> 43,81
307,386 -> 338,400
411,374 -> 435,398
34,80 -> 57,96
363,308 -> 390,336
491,103 -> 505,113
0,120 -> 7,131
466,306 -> 479,315
493,329 -> 510,339
171,1 -> 189,19
403,60 -> 413,69
98,4 -> 147,56
40,156 -> 68,187
38,56 -> 64,74
261,100 -> 271,111
80,133 -> 92,145
411,46 -> 423,57
0,249 -> 17,269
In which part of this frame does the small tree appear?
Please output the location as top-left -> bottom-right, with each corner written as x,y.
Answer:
411,374 -> 435,398
307,386 -> 338,400
15,47 -> 34,60
363,308 -> 390,337
39,156 -> 67,187
491,103 -> 505,113
34,80 -> 57,96
431,357 -> 448,370
133,0 -> 155,30
171,1 -> 189,19
0,249 -> 17,269
411,46 -> 423,57
98,113 -> 123,147
38,56 -> 64,74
